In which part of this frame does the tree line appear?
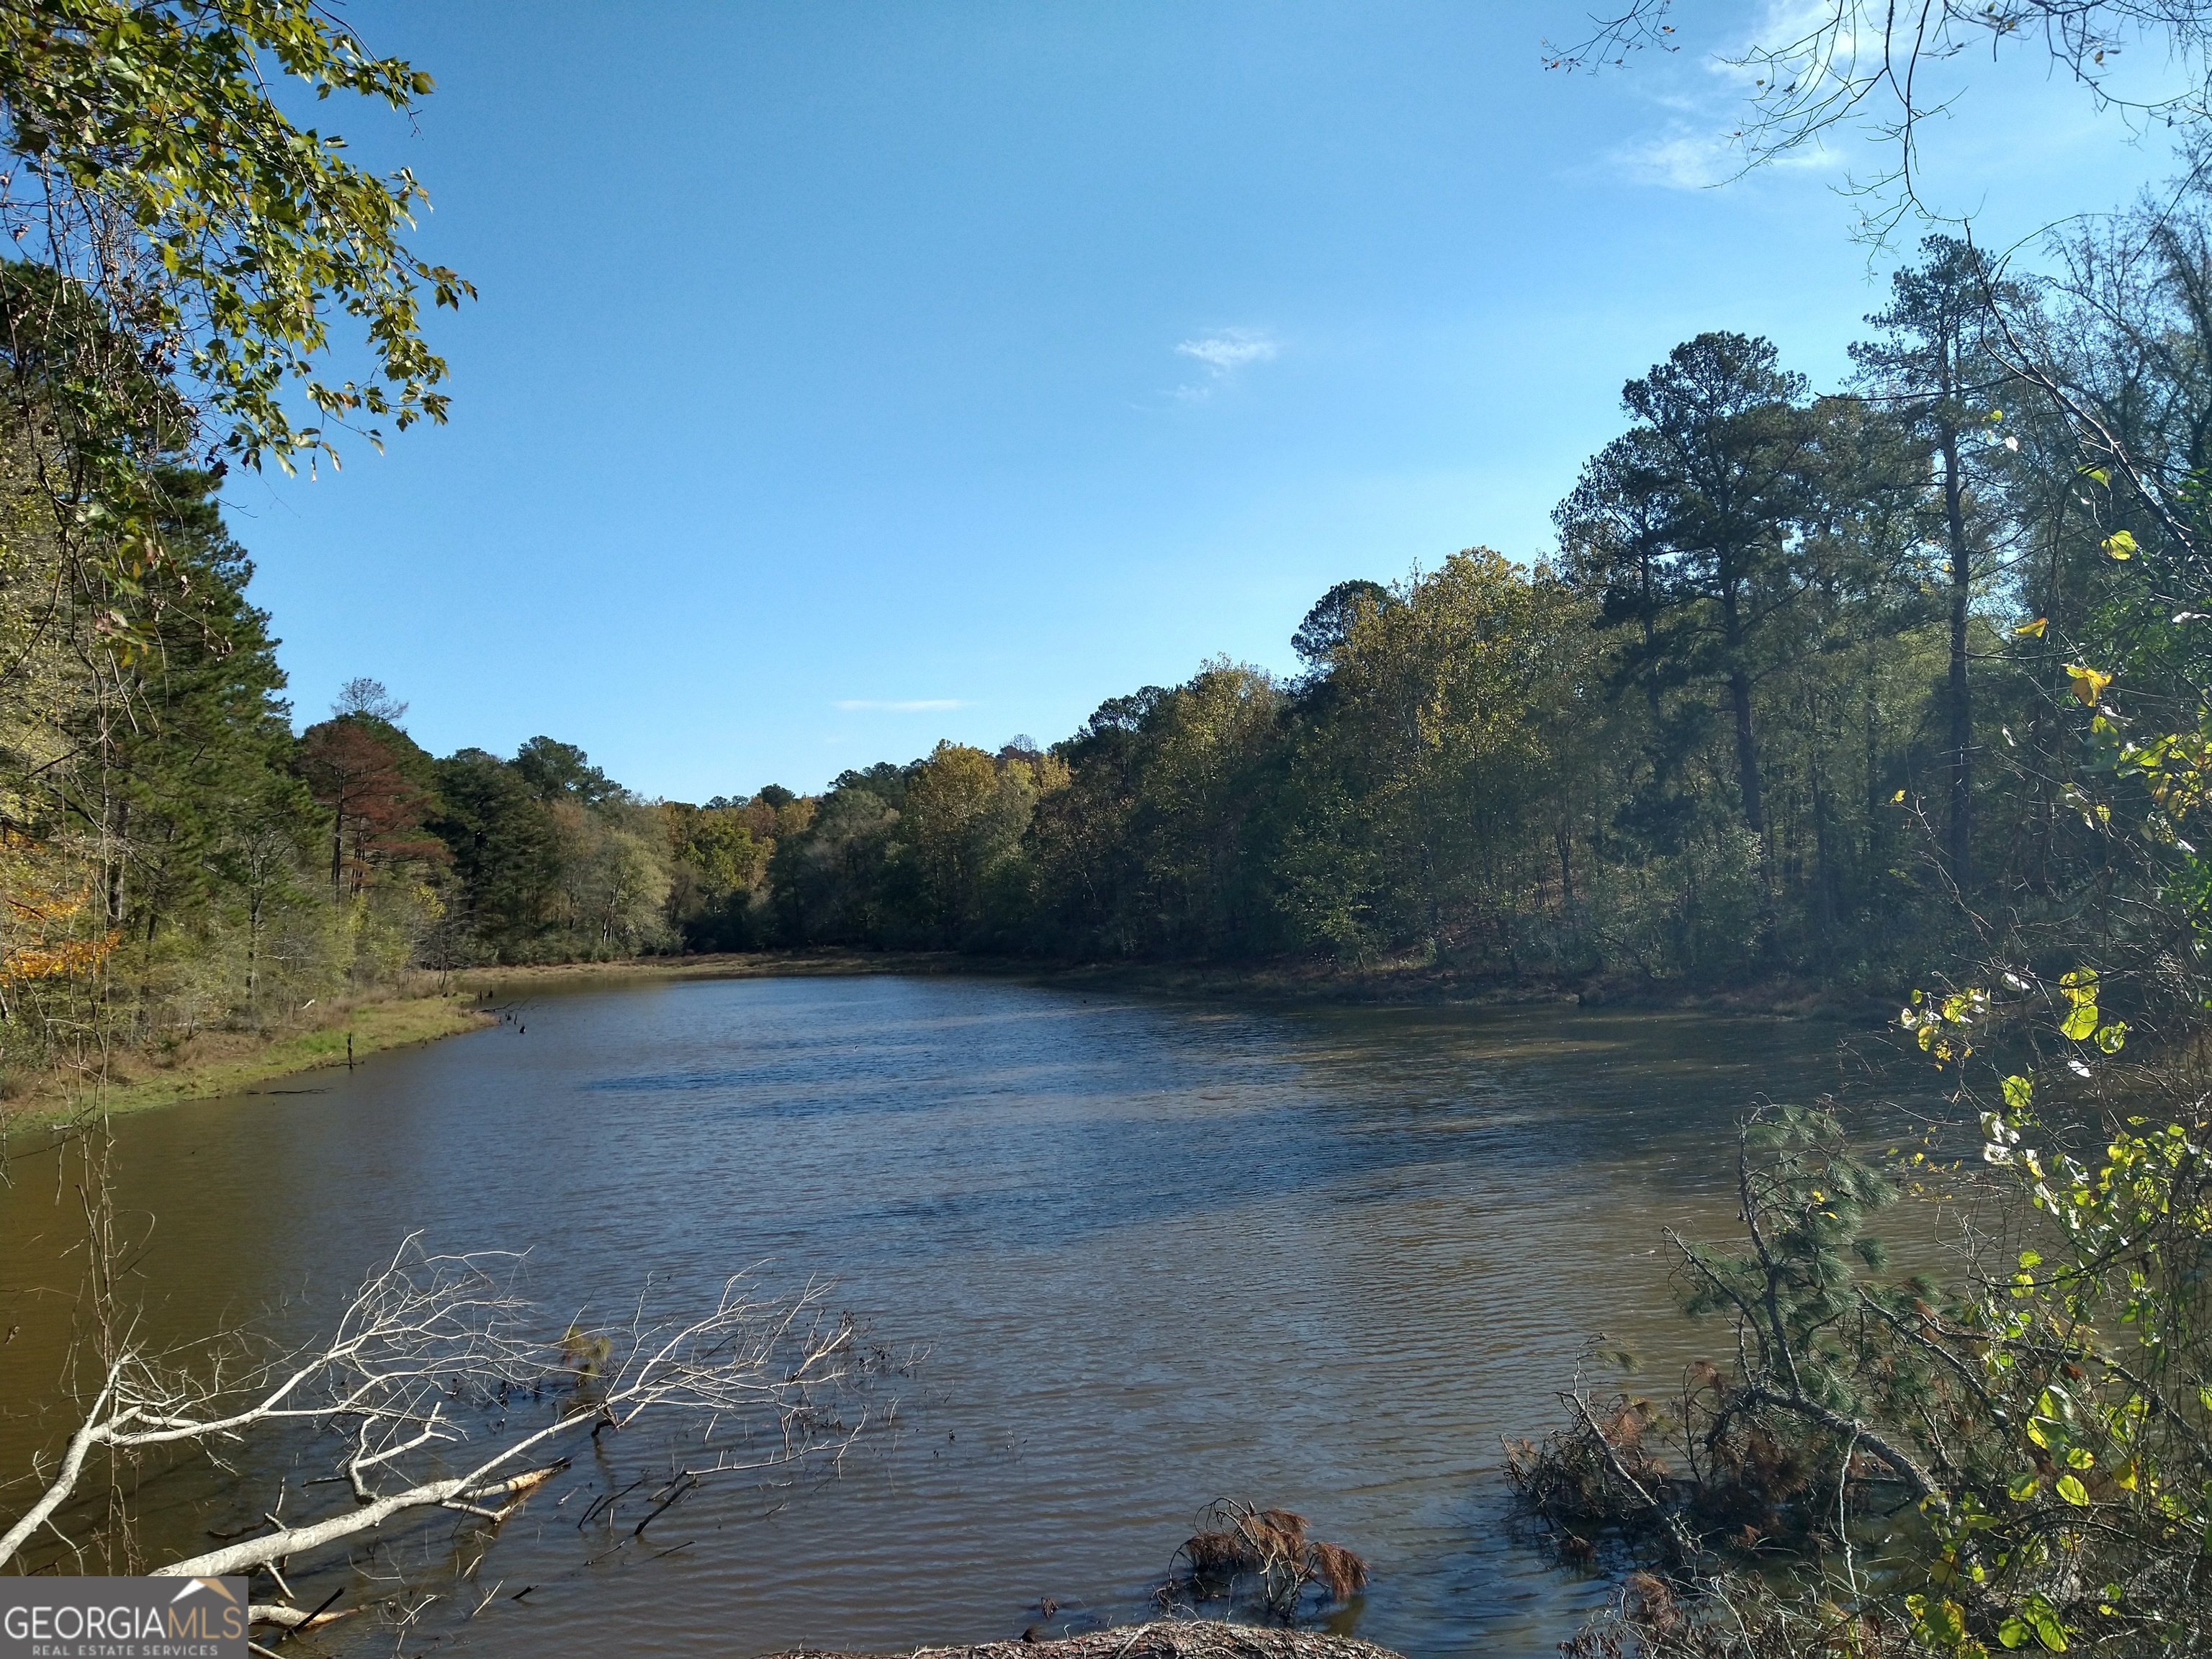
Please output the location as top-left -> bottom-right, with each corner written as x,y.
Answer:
6,4 -> 2212,1078
13,195 -> 2212,1085
729,214 -> 2212,998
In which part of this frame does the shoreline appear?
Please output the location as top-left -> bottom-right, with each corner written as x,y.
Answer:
457,946 -> 1897,1022
0,947 -> 1897,1135
448,947 -> 978,996
0,992 -> 496,1133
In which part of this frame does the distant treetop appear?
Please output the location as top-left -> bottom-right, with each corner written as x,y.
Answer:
513,737 -> 621,806
1292,580 -> 1392,670
333,677 -> 409,727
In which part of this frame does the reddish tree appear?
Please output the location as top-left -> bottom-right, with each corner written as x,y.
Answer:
297,719 -> 447,896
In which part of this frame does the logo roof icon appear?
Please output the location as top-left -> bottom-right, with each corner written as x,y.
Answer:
167,1578 -> 240,1606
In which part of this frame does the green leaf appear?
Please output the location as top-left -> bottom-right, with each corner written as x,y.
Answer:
2056,1473 -> 2090,1506
2061,1003 -> 2099,1041
2007,1471 -> 2041,1501
2003,1074 -> 2033,1109
2103,529 -> 2138,559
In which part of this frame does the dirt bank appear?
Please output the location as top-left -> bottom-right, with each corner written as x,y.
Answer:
1,992 -> 494,1130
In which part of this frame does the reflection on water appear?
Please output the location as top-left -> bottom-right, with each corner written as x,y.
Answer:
0,975 -> 1917,1657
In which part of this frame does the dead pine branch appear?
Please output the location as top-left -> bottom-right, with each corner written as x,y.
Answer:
1160,1499 -> 1369,1622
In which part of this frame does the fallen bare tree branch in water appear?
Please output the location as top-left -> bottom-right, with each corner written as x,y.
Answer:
1,1234 -> 877,1582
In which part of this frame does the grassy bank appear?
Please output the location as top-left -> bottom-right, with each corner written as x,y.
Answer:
0,953 -> 953,1134
448,947 -> 973,996
1,992 -> 495,1131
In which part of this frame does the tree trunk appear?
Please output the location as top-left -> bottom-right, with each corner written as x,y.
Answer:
1639,552 -> 1662,721
1863,680 -> 1882,878
150,1466 -> 562,1580
1941,426 -> 1972,893
1723,616 -> 1765,835
1810,746 -> 1837,950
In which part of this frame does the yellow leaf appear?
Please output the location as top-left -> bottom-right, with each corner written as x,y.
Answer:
2065,664 -> 2113,706
2103,529 -> 2138,560
2015,616 -> 2048,637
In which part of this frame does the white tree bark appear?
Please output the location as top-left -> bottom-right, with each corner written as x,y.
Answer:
3,1236 -> 866,1581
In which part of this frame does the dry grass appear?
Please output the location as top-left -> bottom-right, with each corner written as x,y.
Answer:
0,992 -> 495,1129
763,1622 -> 1406,1659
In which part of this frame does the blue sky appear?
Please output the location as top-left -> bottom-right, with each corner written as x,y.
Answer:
235,1 -> 2182,800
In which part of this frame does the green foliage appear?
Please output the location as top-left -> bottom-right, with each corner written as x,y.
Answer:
1290,577 -> 1393,672
659,800 -> 768,951
759,242 -> 2188,982
1518,200 -> 2212,1657
431,749 -> 562,960
513,736 -> 619,806
0,0 -> 472,479
767,740 -> 1064,951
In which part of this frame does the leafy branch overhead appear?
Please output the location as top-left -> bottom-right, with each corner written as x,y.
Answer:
0,0 -> 471,593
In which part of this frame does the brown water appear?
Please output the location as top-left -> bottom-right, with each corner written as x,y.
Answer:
0,974 -> 1928,1657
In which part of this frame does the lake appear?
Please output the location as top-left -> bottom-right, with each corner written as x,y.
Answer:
0,972 -> 1928,1656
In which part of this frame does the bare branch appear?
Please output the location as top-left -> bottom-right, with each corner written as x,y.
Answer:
1550,2 -> 2212,235
1,1237 -> 880,1580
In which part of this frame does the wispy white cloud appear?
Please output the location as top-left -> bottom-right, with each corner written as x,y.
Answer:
832,698 -> 969,712
1604,1 -> 1850,190
1608,118 -> 1840,189
1610,125 -> 1753,189
1172,328 -> 1280,401
1177,328 -> 1280,374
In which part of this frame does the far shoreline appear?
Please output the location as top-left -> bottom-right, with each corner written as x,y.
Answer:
457,945 -> 1897,1022
0,947 -> 1892,1137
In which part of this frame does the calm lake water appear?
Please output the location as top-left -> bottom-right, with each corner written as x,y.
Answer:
0,974 -> 1929,1657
